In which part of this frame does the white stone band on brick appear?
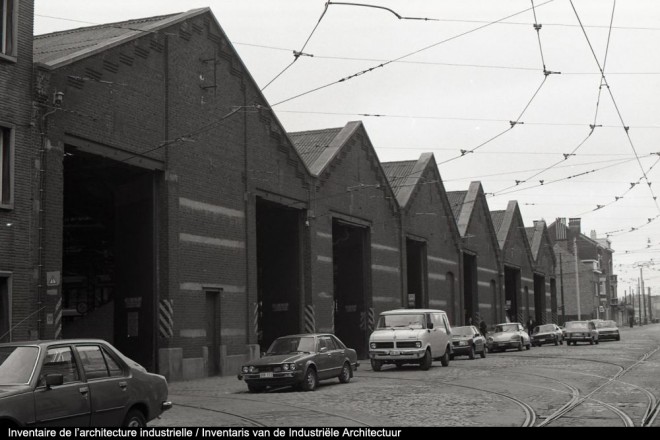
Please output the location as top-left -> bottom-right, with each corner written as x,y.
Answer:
180,329 -> 206,338
179,197 -> 244,218
429,273 -> 446,281
478,267 -> 498,275
429,299 -> 447,306
477,281 -> 492,287
317,255 -> 332,263
478,303 -> 493,309
428,255 -> 458,266
180,233 -> 245,249
371,243 -> 399,253
371,264 -> 400,274
316,232 -> 332,239
180,282 -> 245,293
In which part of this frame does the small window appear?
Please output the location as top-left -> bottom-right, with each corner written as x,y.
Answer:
78,346 -> 110,380
0,126 -> 11,206
39,347 -> 80,386
322,337 -> 337,350
102,348 -> 124,377
1,0 -> 16,57
330,335 -> 345,349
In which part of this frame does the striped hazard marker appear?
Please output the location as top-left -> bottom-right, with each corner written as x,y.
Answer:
159,299 -> 174,339
304,305 -> 316,333
53,298 -> 62,340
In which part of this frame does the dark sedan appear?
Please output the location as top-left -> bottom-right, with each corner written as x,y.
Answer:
0,339 -> 171,427
450,326 -> 487,359
531,324 -> 564,346
238,334 -> 358,392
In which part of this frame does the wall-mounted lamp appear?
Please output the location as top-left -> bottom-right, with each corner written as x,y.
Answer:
53,91 -> 64,107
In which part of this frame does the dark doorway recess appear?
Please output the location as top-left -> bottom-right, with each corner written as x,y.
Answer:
256,198 -> 303,352
62,148 -> 156,371
534,274 -> 546,325
332,219 -> 370,358
462,253 -> 478,325
406,238 -> 427,309
504,266 -> 521,323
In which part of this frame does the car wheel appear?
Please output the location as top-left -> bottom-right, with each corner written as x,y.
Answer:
370,359 -> 382,372
301,368 -> 318,391
526,342 -> 531,350
595,339 -> 599,345
480,347 -> 486,358
554,337 -> 559,346
517,341 -> 523,351
247,384 -> 265,393
420,349 -> 432,370
338,362 -> 352,383
440,348 -> 450,367
468,346 -> 475,360
616,334 -> 620,341
589,338 -> 594,345
123,409 -> 147,428
395,362 -> 405,369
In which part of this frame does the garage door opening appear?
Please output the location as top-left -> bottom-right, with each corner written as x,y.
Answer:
256,198 -> 303,352
462,253 -> 477,325
406,238 -> 427,308
504,267 -> 520,323
62,148 -> 156,371
332,220 -> 370,358
534,274 -> 546,324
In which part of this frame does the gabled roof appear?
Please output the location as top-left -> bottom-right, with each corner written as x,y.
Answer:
526,220 -> 557,267
34,9 -> 209,68
382,153 -> 434,208
447,191 -> 467,223
288,127 -> 344,173
490,210 -> 505,235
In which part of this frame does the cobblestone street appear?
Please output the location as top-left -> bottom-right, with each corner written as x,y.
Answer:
152,324 -> 660,427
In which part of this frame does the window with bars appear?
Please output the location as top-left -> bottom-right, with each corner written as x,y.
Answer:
0,0 -> 15,57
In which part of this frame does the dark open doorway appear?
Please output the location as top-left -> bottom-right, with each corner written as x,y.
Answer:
332,219 -> 370,358
406,238 -> 427,309
62,148 -> 156,371
504,266 -> 521,323
462,253 -> 477,325
534,274 -> 546,324
256,198 -> 303,352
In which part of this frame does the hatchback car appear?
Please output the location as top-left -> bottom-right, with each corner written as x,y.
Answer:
591,319 -> 620,342
564,321 -> 599,345
0,339 -> 171,427
487,323 -> 531,352
368,309 -> 453,371
237,334 -> 358,392
450,326 -> 486,359
531,324 -> 564,346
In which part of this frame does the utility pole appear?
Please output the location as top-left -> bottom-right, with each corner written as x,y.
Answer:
648,287 -> 653,322
574,237 -> 581,320
640,267 -> 646,325
638,279 -> 643,325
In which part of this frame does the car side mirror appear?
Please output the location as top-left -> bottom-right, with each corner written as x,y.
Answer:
44,373 -> 64,389
319,347 -> 328,353
427,323 -> 434,329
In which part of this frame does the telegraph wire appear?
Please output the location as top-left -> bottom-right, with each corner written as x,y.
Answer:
260,2 -> 329,91
570,0 -> 660,214
270,0 -> 555,107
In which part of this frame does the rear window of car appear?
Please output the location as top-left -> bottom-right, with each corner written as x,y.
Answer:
0,346 -> 39,384
566,322 -> 588,329
77,345 -> 124,379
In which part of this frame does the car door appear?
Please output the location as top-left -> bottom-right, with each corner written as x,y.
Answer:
323,336 -> 344,376
315,337 -> 335,380
33,346 -> 91,426
75,344 -> 129,426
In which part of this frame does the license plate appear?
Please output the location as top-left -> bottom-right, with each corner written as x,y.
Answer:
389,350 -> 400,355
259,372 -> 273,378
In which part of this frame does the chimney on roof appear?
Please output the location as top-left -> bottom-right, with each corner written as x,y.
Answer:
555,217 -> 567,241
590,230 -> 597,239
569,218 -> 581,235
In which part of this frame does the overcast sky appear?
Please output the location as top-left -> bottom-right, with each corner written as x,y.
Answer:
34,0 -> 660,296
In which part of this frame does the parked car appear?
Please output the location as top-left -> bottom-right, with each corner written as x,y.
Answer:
591,319 -> 620,341
0,339 -> 171,427
369,309 -> 453,371
564,321 -> 599,345
237,334 -> 358,393
487,322 -> 531,352
450,326 -> 487,359
531,324 -> 564,346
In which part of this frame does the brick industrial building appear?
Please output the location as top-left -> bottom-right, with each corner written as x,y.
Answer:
1,4 -> 617,380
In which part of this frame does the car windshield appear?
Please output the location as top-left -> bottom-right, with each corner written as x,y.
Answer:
494,324 -> 518,333
0,346 -> 39,384
452,326 -> 474,336
267,337 -> 316,355
376,314 -> 425,329
534,324 -> 555,334
566,322 -> 588,330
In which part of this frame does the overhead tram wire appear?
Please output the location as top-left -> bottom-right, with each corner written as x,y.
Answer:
260,2 -> 330,91
269,0 -> 555,107
570,0 -> 660,215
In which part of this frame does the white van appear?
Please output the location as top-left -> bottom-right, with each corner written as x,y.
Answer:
368,309 -> 453,371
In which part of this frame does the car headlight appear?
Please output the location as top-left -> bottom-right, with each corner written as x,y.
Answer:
370,342 -> 376,349
415,341 -> 422,348
282,364 -> 289,371
487,337 -> 493,342
242,366 -> 249,374
289,363 -> 297,370
248,366 -> 257,373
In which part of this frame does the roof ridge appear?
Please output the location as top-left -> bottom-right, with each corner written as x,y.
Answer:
34,12 -> 182,39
